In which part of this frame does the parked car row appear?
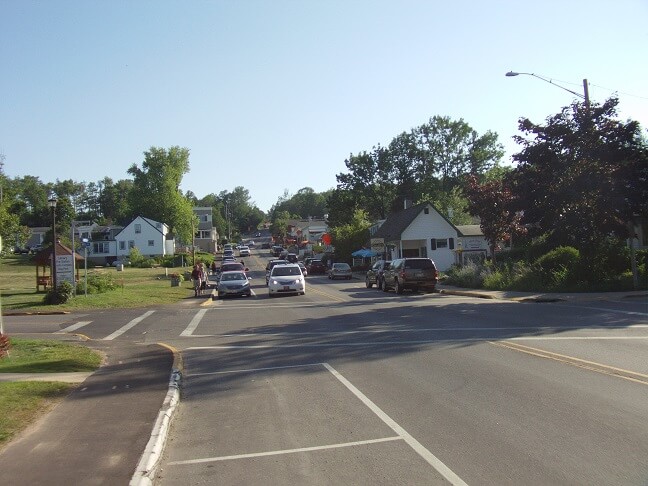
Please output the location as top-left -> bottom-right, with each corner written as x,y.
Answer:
380,258 -> 438,294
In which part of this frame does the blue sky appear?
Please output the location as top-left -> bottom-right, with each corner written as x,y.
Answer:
2,1 -> 647,212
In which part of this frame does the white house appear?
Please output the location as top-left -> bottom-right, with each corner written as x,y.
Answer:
370,200 -> 512,271
110,216 -> 174,262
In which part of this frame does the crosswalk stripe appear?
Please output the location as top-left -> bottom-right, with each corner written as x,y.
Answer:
102,310 -> 155,340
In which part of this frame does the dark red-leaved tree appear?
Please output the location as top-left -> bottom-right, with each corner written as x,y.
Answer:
464,174 -> 525,265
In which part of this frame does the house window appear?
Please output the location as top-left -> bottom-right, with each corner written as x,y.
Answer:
424,208 -> 429,214
420,247 -> 427,257
199,230 -> 211,239
449,238 -> 455,250
202,215 -> 209,222
148,240 -> 154,247
431,238 -> 449,250
135,224 -> 141,234
93,242 -> 109,254
129,240 -> 135,249
119,241 -> 126,250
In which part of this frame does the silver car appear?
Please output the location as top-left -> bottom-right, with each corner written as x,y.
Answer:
217,271 -> 252,298
328,262 -> 352,280
268,263 -> 305,297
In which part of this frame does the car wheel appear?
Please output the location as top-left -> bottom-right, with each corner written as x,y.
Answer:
412,286 -> 419,293
365,278 -> 373,288
395,280 -> 404,294
381,279 -> 389,292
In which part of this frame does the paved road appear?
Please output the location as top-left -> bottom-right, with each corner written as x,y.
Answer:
2,249 -> 647,485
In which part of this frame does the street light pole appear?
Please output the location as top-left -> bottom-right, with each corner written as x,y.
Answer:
48,196 -> 58,289
506,71 -> 590,109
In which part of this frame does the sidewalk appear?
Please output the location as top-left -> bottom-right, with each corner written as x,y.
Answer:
0,341 -> 175,486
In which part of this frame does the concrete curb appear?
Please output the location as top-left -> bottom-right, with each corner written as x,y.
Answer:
130,346 -> 183,486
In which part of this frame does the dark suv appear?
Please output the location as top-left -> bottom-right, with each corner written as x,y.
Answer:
381,258 -> 438,294
365,260 -> 391,288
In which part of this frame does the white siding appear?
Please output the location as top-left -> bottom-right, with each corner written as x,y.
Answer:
116,217 -> 167,257
401,206 -> 457,271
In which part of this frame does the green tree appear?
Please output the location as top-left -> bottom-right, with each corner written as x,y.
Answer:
413,116 -> 504,195
329,209 -> 372,264
511,97 -> 648,250
335,146 -> 396,219
98,178 -> 133,225
128,146 -> 194,242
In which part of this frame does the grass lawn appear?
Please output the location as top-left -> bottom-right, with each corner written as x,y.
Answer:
1,254 -> 197,312
0,338 -> 103,448
0,381 -> 75,445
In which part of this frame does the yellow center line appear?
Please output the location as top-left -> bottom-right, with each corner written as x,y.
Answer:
307,284 -> 348,302
489,340 -> 648,386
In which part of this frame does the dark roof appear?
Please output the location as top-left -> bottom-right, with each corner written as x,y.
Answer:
373,202 -> 459,241
32,241 -> 85,265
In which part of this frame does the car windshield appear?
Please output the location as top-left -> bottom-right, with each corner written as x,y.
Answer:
222,264 -> 243,271
404,259 -> 434,269
333,263 -> 350,270
221,272 -> 245,281
272,266 -> 302,276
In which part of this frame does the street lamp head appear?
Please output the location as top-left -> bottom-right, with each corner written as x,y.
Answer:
505,71 -> 520,77
48,196 -> 57,208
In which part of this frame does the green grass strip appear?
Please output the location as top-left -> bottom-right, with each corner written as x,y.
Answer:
0,338 -> 102,373
0,381 -> 74,445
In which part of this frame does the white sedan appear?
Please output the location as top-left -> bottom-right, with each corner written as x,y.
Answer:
268,264 -> 305,297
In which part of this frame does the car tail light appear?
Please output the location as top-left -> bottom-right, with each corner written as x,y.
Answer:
399,270 -> 406,280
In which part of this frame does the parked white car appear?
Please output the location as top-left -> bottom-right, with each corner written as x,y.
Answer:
267,263 -> 305,297
238,245 -> 250,257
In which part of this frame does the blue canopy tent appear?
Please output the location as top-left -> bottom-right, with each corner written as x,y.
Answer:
352,249 -> 378,258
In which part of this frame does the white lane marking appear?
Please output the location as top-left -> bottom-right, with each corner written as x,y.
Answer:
509,336 -> 648,340
552,303 -> 648,317
191,362 -> 322,376
187,335 -> 648,349
102,310 -> 155,340
55,321 -> 92,333
180,309 -> 208,337
214,324 -> 648,337
168,437 -> 402,466
323,363 -> 468,486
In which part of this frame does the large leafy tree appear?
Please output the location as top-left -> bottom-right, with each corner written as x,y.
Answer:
510,97 -> 648,250
329,209 -> 371,263
464,175 -> 525,265
330,116 -> 504,226
271,187 -> 329,219
335,146 -> 396,220
0,162 -> 29,249
98,177 -> 134,225
128,146 -> 194,242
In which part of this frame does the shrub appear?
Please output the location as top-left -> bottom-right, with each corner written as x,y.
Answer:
137,258 -> 155,268
128,247 -> 144,267
445,261 -> 488,288
535,246 -> 580,274
43,281 -> 74,305
77,272 -> 117,294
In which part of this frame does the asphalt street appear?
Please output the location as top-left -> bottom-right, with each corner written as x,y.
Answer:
1,250 -> 647,485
